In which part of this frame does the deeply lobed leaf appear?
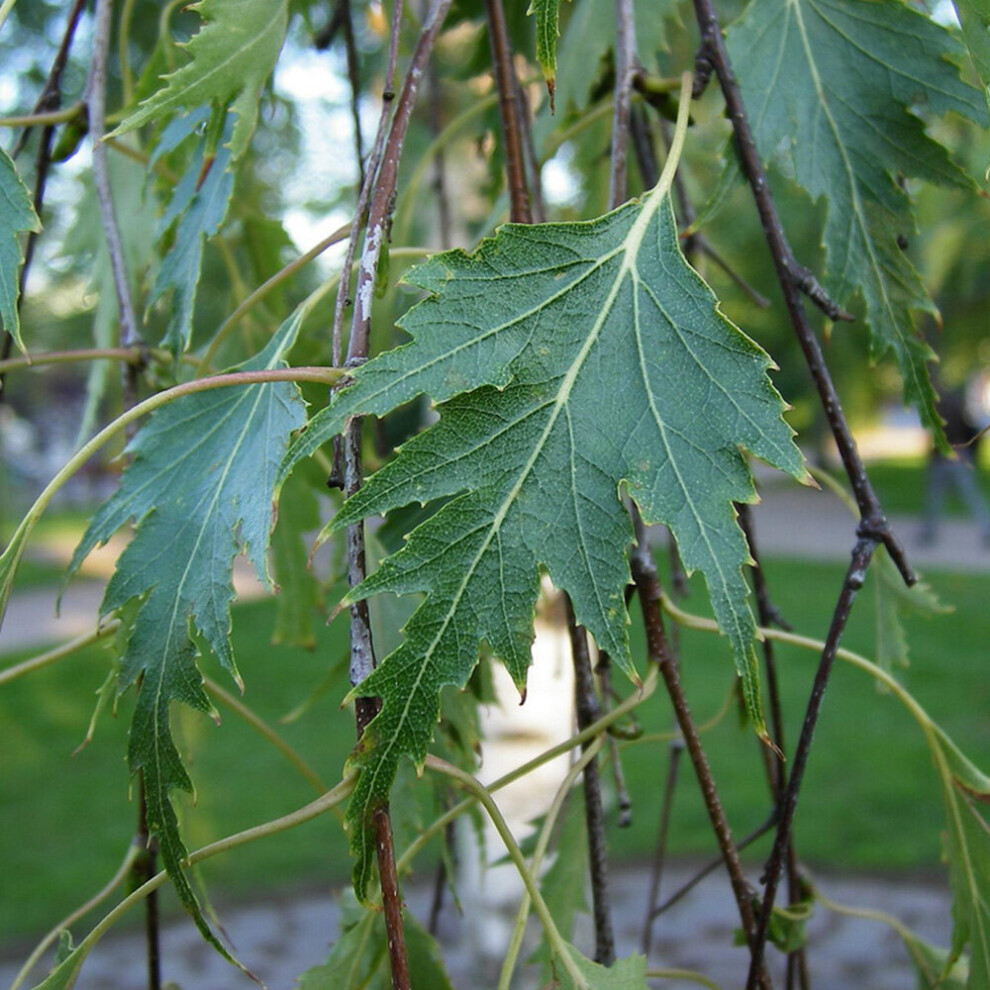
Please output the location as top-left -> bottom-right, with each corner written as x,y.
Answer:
726,0 -> 989,441
67,310 -> 307,944
111,0 -> 289,162
283,180 -> 807,896
0,147 -> 42,351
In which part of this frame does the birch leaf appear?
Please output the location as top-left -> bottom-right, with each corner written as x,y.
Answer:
111,0 -> 289,162
953,0 -> 990,103
65,308 -> 307,948
0,147 -> 41,351
726,0 -> 989,440
283,166 -> 808,895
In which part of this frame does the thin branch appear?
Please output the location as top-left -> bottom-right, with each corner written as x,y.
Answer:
640,737 -> 683,954
341,0 -> 366,189
198,222 -> 351,374
10,842 -> 142,990
338,4 -> 454,986
650,814 -> 777,920
203,678 -> 328,794
427,55 -> 453,247
0,0 -> 87,396
87,0 -> 141,351
630,525 -> 773,989
484,0 -> 531,223
609,0 -> 637,207
691,0 -> 913,585
329,0 -> 404,369
514,77 -> 546,222
0,105 -> 84,128
744,539 -> 875,989
0,621 -> 119,687
596,652 -> 632,826
566,597 -> 616,966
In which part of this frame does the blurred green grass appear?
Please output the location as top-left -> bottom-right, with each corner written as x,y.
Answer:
1,558 -> 987,940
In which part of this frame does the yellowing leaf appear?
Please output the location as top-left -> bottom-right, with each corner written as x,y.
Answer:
283,160 -> 807,896
111,0 -> 289,162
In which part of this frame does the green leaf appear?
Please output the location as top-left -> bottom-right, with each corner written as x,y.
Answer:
111,0 -> 289,162
283,175 -> 807,896
67,308 -> 307,948
554,0 -> 677,113
726,0 -> 989,440
270,467 -> 323,649
0,146 -> 42,351
294,894 -> 455,990
953,0 -> 990,104
556,947 -> 649,990
873,552 -> 951,677
933,731 -> 990,986
528,0 -> 567,107
529,789 -> 589,981
148,116 -> 235,354
902,931 -> 969,989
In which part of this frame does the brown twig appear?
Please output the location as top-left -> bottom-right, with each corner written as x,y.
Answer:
596,652 -> 632,827
87,0 -> 140,352
745,540 -> 874,989
691,0 -> 913,587
630,523 -> 773,989
427,56 -> 453,248
484,0 -> 531,223
565,597 -> 617,966
341,0 -> 366,189
0,0 -> 87,397
338,3 -> 454,985
737,504 -> 809,990
608,0 -> 637,208
650,813 -> 777,919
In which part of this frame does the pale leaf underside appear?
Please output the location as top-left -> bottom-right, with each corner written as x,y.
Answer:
67,312 -> 307,943
727,0 -> 989,438
283,187 -> 807,895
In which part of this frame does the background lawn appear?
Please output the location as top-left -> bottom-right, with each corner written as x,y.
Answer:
1,557 -> 987,940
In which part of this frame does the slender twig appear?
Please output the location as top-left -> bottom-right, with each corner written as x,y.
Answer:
514,76 -> 546,223
484,0 -> 531,223
640,737 -> 683,954
339,4 -> 454,986
0,0 -> 87,397
609,0 -> 637,208
12,773 -> 358,990
425,756 -> 591,990
427,55 -> 453,248
596,653 -> 632,826
630,527 -> 773,989
329,0 -> 403,369
0,105 -> 84,128
396,667 -> 660,875
691,0 -> 913,586
10,841 -> 142,990
87,0 -> 140,351
565,597 -> 616,965
203,678 -> 328,794
0,621 -> 120,687
745,539 -> 874,988
646,969 -> 724,990
650,814 -> 777,920
736,505 -> 809,990
197,222 -> 351,373
498,738 -> 604,990
341,0 -> 366,189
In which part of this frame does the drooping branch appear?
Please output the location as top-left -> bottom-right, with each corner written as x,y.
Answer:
566,597 -> 617,966
690,0 -> 913,585
745,539 -> 874,988
484,0 -> 531,223
630,528 -> 773,989
87,0 -> 140,352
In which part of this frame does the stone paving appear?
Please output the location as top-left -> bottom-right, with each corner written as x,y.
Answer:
0,862 -> 953,989
1,477 -> 984,989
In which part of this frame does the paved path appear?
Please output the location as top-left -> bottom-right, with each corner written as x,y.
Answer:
0,477 -> 982,989
0,862 -> 952,989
